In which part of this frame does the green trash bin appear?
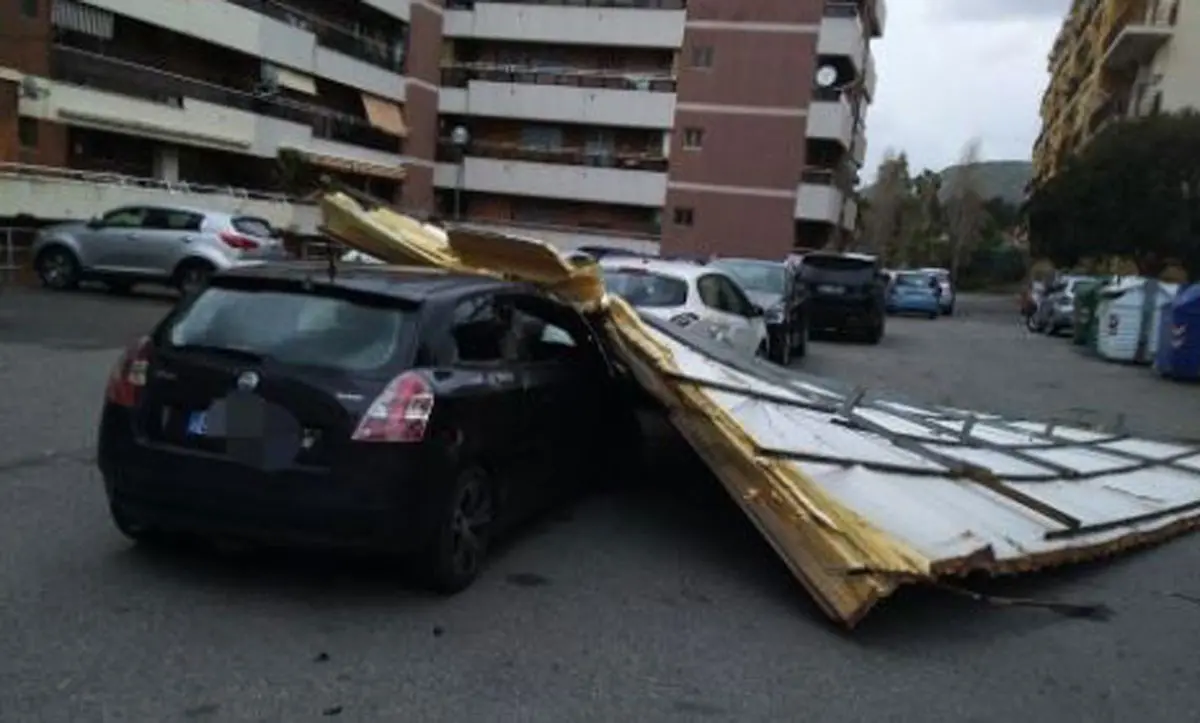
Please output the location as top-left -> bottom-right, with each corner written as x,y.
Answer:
1073,278 -> 1107,347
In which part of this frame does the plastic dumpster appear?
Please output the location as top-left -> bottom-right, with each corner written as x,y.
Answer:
1072,279 -> 1106,346
1155,284 -> 1200,380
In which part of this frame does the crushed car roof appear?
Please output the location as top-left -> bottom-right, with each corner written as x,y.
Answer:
216,261 -> 526,300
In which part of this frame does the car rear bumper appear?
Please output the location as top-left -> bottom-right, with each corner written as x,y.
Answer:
809,301 -> 881,330
887,297 -> 941,315
98,405 -> 442,551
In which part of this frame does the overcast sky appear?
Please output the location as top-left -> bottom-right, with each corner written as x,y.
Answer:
862,0 -> 1071,175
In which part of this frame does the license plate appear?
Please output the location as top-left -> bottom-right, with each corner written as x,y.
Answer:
186,410 -> 208,437
818,284 -> 845,295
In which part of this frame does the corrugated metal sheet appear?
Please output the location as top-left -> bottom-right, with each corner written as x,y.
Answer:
319,193 -> 1200,628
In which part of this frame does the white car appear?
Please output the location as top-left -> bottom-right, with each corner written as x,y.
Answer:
599,257 -> 769,357
919,267 -> 956,315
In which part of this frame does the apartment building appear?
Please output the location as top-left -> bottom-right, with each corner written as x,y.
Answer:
0,0 -> 884,259
1033,0 -> 1193,183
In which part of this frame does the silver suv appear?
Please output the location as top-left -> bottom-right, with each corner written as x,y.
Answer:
32,205 -> 288,294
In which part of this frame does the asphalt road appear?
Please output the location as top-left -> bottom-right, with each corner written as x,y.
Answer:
3,288 -> 1200,723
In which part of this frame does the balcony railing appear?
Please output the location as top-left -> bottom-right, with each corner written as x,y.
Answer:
823,1 -> 860,19
49,45 -> 403,154
446,0 -> 685,9
441,62 -> 676,92
1101,0 -> 1178,54
437,139 -> 669,172
225,0 -> 407,73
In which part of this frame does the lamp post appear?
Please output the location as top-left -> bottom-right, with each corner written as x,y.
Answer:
450,125 -> 470,221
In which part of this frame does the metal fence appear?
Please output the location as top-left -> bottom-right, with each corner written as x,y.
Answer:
0,227 -> 36,284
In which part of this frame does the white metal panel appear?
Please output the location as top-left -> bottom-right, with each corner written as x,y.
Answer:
434,159 -> 667,207
444,81 -> 675,129
314,46 -> 406,102
443,5 -> 685,48
795,183 -> 840,223
649,321 -> 1200,570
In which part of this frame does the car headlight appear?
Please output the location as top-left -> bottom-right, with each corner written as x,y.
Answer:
765,305 -> 785,324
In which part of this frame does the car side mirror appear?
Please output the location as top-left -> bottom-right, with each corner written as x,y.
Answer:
749,304 -> 765,318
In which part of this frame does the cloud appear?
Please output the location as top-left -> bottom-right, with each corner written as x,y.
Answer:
860,0 -> 1064,179
931,0 -> 1071,21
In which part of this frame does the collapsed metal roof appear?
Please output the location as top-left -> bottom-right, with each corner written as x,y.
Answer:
319,192 -> 1200,628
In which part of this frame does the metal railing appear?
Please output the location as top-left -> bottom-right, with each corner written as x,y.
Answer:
224,0 -> 408,73
0,227 -> 38,283
446,0 -> 684,9
0,162 -> 302,205
436,139 -> 669,172
50,44 -> 403,154
440,62 -> 675,92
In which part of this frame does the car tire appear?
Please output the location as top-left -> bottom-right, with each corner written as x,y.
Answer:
866,323 -> 884,344
1026,314 -> 1043,333
35,246 -> 81,290
755,339 -> 769,358
106,280 -> 134,295
769,329 -> 792,366
792,322 -> 808,359
174,259 -> 215,296
423,466 -> 495,595
928,311 -> 938,320
944,304 -> 955,316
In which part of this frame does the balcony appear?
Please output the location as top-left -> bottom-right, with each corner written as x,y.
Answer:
1101,3 -> 1176,71
867,0 -> 887,37
807,89 -> 854,147
795,169 -> 854,230
45,46 -> 404,156
440,64 -> 676,128
0,162 -> 320,232
443,0 -> 685,49
819,2 -> 868,72
434,153 -> 667,207
82,0 -> 406,100
437,138 -> 669,172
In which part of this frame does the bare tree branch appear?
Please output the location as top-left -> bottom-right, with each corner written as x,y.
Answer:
946,138 -> 986,283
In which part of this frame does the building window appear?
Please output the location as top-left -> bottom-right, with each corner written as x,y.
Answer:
519,124 -> 563,151
690,45 -> 714,68
673,207 -> 694,226
17,118 -> 38,149
682,128 -> 704,150
20,0 -> 38,18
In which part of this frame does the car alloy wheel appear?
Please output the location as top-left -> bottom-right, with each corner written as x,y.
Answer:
37,248 -> 79,290
427,467 -> 495,594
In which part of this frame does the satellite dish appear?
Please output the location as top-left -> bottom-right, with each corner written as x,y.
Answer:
815,65 -> 839,89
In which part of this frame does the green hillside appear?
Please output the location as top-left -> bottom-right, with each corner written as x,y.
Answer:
936,160 -> 1032,205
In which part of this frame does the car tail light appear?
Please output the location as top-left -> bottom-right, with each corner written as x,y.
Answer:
351,371 -> 435,443
105,336 -> 152,407
219,230 -> 260,250
670,312 -> 700,327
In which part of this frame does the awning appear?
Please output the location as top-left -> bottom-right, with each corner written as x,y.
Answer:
360,94 -> 408,137
52,0 -> 114,39
273,66 -> 317,95
286,149 -> 407,181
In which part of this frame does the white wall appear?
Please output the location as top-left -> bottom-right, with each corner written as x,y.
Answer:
439,81 -> 675,129
435,159 -> 667,207
817,15 -> 867,72
443,4 -> 684,48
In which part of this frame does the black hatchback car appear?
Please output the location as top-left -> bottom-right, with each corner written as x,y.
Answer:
98,262 -> 627,593
798,252 -> 887,343
708,257 -> 809,366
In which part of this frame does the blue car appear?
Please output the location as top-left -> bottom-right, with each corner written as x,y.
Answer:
886,271 -> 941,318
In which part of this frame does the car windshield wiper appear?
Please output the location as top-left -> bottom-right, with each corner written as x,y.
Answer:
169,344 -> 269,364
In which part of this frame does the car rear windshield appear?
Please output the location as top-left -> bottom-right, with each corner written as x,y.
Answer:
603,269 -> 689,307
163,286 -> 414,372
895,273 -> 932,287
710,260 -> 786,294
232,217 -> 276,238
800,256 -> 877,284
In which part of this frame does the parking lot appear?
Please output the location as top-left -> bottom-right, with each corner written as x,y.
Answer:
3,288 -> 1199,723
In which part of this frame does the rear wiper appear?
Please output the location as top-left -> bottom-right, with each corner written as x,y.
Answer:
169,344 -> 268,364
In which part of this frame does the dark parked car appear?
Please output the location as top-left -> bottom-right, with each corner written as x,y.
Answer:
708,257 -> 809,365
797,252 -> 887,343
98,262 -> 628,593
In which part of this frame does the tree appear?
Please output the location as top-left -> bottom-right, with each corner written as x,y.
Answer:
943,138 -> 986,284
862,151 -> 913,264
1027,110 -> 1200,279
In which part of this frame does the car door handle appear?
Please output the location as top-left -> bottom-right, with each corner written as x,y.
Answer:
181,236 -> 194,244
